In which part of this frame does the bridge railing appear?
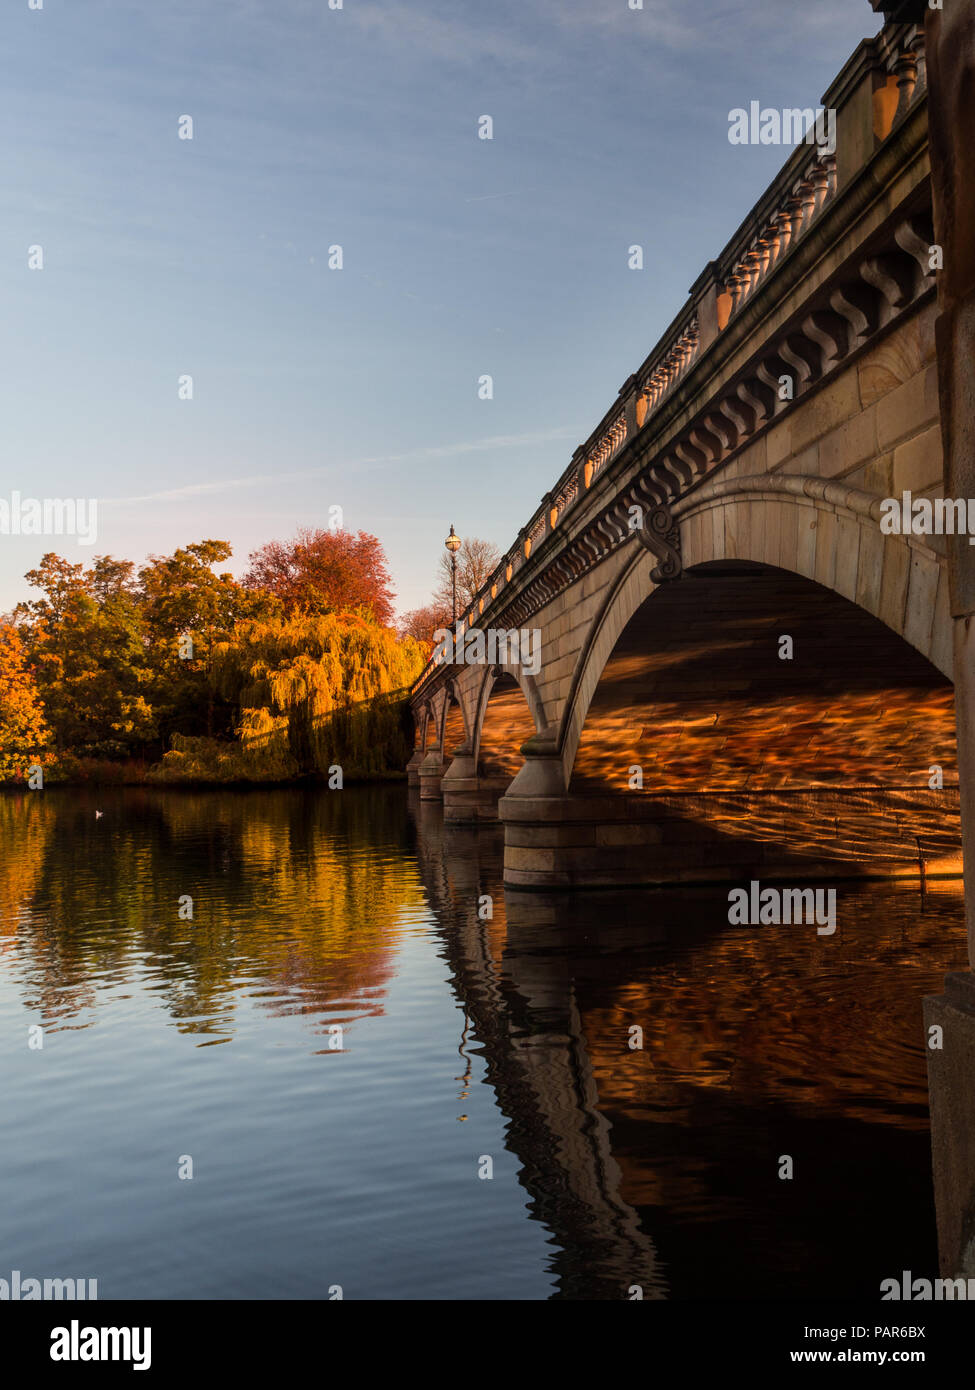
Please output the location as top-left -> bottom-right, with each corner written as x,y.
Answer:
717,149 -> 837,325
411,16 -> 928,700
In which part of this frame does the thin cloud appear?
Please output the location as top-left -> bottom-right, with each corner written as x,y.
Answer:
105,427 -> 578,505
109,475 -> 282,505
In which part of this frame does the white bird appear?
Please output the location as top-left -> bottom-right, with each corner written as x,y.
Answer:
95,810 -> 103,819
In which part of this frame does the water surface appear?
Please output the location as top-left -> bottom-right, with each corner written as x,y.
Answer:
0,785 -> 965,1299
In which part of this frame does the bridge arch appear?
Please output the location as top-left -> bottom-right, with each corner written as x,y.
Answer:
434,662 -> 550,822
438,677 -> 471,758
417,701 -> 437,751
471,662 -> 548,768
560,475 -> 951,787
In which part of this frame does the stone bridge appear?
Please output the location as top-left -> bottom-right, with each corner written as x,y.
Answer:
409,12 -> 958,891
404,0 -> 975,1285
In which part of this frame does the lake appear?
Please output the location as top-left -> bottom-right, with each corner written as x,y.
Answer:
0,785 -> 965,1299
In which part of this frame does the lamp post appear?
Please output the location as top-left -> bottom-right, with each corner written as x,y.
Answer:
445,524 -> 461,624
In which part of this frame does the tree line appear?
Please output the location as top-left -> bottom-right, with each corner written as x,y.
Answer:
0,526 -> 501,785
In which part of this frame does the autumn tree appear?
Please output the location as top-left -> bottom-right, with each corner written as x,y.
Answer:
244,528 -> 395,625
14,554 -> 153,757
16,554 -> 89,628
433,536 -> 500,618
89,555 -> 139,604
0,622 -> 50,777
398,601 -> 452,647
138,539 -> 266,741
8,533 -> 418,777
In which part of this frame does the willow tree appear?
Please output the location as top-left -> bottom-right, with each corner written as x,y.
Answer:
212,609 -> 426,778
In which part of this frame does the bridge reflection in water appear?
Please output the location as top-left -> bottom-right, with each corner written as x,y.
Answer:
410,789 -> 967,1298
0,784 -> 965,1297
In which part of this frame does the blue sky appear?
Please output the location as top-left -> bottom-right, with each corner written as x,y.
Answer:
0,0 -> 881,617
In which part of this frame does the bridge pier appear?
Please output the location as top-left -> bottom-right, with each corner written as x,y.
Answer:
418,746 -> 445,800
442,765 -> 510,822
924,974 -> 975,1280
500,793 -> 671,890
500,787 -> 959,890
405,748 -> 425,788
440,744 -> 493,823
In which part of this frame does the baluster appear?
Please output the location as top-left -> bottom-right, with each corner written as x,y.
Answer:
755,236 -> 772,283
894,45 -> 918,120
775,208 -> 793,258
743,247 -> 761,298
810,162 -> 830,215
786,195 -> 804,246
763,223 -> 781,270
796,178 -> 817,236
912,27 -> 926,98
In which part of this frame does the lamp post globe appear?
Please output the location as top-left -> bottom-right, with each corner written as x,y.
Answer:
444,525 -> 461,624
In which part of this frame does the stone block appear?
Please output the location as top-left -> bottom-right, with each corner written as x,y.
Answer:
504,845 -> 556,873
876,365 -> 939,451
930,567 -> 954,678
751,500 -> 768,566
791,370 -> 861,454
855,522 -> 885,618
834,512 -> 861,601
594,823 -> 662,846
766,419 -> 792,471
919,299 -> 938,368
858,317 -> 922,407
814,509 -> 838,590
878,535 -> 911,634
735,434 -> 768,477
796,507 -> 818,579
778,441 -> 820,479
893,424 -> 944,495
818,405 -> 878,479
764,503 -> 783,568
862,451 -> 894,497
711,503 -> 726,561
506,823 -> 596,849
778,502 -> 800,572
903,551 -> 941,657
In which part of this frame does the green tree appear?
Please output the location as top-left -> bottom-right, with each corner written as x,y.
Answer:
16,553 -> 154,757
138,540 -> 268,740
